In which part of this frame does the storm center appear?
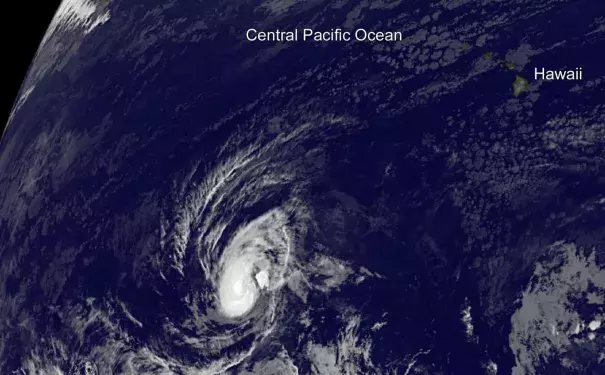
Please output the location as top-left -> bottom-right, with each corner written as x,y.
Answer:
218,258 -> 258,318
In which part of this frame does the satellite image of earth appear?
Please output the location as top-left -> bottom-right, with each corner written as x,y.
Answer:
1,0 -> 605,374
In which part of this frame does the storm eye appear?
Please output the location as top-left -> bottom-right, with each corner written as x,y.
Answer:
213,209 -> 293,319
218,257 -> 259,318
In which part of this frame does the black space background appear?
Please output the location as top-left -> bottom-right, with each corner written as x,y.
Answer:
1,2 -> 62,139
